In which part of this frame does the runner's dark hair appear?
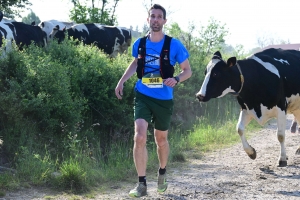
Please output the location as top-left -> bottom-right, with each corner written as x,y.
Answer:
148,4 -> 166,20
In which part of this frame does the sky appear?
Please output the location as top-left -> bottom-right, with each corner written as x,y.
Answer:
19,0 -> 300,51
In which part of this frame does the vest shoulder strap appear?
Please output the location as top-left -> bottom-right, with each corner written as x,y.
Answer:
138,36 -> 147,50
161,35 -> 172,51
159,35 -> 174,79
136,36 -> 147,79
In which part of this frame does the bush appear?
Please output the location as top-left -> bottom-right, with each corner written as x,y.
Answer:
0,39 -> 137,163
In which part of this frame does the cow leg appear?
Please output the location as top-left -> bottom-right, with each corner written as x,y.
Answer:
276,108 -> 287,167
291,110 -> 300,155
236,110 -> 256,159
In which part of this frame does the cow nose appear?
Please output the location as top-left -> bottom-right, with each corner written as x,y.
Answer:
196,94 -> 204,101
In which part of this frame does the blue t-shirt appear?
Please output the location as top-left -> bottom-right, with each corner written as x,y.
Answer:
132,35 -> 189,100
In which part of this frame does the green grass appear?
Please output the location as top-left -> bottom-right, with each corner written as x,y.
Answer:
0,114 -> 263,195
169,116 -> 262,161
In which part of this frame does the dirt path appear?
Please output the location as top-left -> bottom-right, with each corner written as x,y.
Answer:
3,114 -> 300,200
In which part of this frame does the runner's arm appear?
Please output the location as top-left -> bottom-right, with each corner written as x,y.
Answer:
115,58 -> 138,99
164,59 -> 192,87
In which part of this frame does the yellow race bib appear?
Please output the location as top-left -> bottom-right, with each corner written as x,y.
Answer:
142,73 -> 163,88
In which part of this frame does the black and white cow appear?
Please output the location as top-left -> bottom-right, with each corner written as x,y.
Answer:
196,48 -> 300,167
11,22 -> 46,49
49,23 -> 132,58
1,12 -> 47,52
38,20 -> 75,41
0,12 -> 14,52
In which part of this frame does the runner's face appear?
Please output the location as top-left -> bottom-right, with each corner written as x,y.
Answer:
147,9 -> 167,32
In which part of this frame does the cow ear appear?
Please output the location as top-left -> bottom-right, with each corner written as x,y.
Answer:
213,51 -> 222,59
54,25 -> 59,30
63,26 -> 67,31
227,57 -> 237,67
41,22 -> 44,27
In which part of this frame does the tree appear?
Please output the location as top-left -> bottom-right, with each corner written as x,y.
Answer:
256,32 -> 290,49
165,22 -> 196,52
0,0 -> 32,19
142,0 -> 153,12
22,10 -> 41,25
198,18 -> 228,56
164,18 -> 229,61
141,23 -> 149,35
69,0 -> 120,25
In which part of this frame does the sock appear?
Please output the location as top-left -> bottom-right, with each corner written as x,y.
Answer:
139,176 -> 146,186
159,167 -> 166,175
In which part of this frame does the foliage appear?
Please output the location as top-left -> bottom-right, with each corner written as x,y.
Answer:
165,18 -> 228,64
0,38 -> 138,191
198,18 -> 228,56
69,0 -> 119,25
0,39 -> 137,160
22,10 -> 41,25
0,0 -> 31,18
15,146 -> 54,185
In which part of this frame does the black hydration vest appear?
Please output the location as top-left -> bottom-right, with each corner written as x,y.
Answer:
136,35 -> 174,79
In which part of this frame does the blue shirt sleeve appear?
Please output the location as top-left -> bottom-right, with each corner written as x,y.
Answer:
132,38 -> 141,58
170,38 -> 189,65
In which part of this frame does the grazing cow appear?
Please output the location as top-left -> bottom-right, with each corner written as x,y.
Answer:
1,11 -> 47,52
113,26 -> 132,56
49,23 -> 132,58
0,12 -> 14,52
196,49 -> 300,167
1,21 -> 47,50
38,20 -> 75,41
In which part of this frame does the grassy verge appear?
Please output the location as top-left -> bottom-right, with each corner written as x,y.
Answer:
169,117 -> 261,163
0,116 -> 262,197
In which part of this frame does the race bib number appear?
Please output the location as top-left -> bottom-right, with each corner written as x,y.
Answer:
142,74 -> 163,88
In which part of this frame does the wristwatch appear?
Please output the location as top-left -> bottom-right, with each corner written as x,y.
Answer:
174,76 -> 180,84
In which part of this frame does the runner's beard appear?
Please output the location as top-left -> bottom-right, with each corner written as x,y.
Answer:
150,24 -> 163,32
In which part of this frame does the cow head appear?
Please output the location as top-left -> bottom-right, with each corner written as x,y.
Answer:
39,21 -> 53,41
49,25 -> 66,43
196,51 -> 238,102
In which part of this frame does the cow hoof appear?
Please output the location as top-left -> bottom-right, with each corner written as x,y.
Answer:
278,160 -> 287,167
248,147 -> 257,160
296,147 -> 300,155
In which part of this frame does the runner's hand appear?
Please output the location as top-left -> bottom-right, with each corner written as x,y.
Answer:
115,83 -> 124,99
163,77 -> 178,87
